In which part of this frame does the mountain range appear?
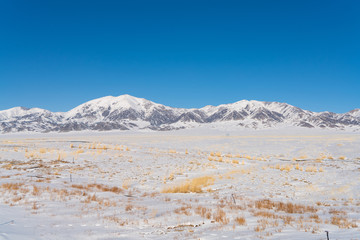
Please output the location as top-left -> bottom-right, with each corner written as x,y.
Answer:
1,94 -> 359,133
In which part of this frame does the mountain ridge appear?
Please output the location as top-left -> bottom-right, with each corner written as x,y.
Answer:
1,95 -> 359,133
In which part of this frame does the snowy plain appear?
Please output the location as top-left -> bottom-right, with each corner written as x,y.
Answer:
0,128 -> 359,239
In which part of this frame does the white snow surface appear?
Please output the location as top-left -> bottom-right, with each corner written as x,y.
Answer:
0,129 -> 359,239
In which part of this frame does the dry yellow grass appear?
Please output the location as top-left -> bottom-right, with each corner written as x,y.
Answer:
235,216 -> 246,225
122,180 -> 131,190
125,204 -> 133,211
280,164 -> 293,172
1,182 -> 24,191
213,208 -> 229,224
295,163 -> 302,171
245,155 -> 252,160
39,148 -> 47,154
305,166 -> 318,172
56,151 -> 67,161
162,176 -> 215,193
76,149 -> 84,154
32,185 -> 40,196
195,205 -> 212,220
253,210 -> 278,219
255,199 -> 317,214
331,216 -> 357,228
25,151 -> 39,159
164,173 -> 174,182
71,183 -> 123,194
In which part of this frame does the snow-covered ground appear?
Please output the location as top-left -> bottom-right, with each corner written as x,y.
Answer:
0,128 -> 359,239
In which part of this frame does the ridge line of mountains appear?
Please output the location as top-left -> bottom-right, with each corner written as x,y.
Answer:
1,94 -> 359,133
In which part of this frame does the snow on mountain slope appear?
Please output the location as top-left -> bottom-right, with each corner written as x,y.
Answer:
197,100 -> 314,129
66,95 -> 161,120
0,95 -> 359,133
0,107 -> 53,121
0,107 -> 63,133
64,95 -> 186,126
347,109 -> 360,118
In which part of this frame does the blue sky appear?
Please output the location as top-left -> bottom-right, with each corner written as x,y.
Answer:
0,0 -> 359,113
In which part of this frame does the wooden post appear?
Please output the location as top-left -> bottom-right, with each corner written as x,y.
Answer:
325,231 -> 329,240
231,193 -> 236,205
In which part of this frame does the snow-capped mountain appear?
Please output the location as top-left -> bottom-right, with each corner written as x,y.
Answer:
0,95 -> 359,133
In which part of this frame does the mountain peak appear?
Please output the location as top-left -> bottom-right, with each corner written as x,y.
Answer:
348,108 -> 360,118
70,94 -> 151,111
349,108 -> 360,113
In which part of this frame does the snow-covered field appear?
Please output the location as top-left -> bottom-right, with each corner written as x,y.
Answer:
0,128 -> 359,239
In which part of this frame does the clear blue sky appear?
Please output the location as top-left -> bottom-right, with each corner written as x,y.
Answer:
0,0 -> 359,113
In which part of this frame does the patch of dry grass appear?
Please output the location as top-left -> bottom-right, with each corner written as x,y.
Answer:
235,216 -> 246,225
1,182 -> 24,191
213,208 -> 229,224
331,216 -> 356,228
71,183 -> 123,194
162,176 -> 215,193
255,199 -> 317,214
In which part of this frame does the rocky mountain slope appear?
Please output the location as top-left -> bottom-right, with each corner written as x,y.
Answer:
1,95 -> 359,133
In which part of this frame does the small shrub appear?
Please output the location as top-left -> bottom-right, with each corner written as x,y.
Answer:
235,216 -> 246,225
331,216 -> 352,228
125,204 -> 133,211
213,208 -> 229,224
76,149 -> 84,154
1,182 -> 24,191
